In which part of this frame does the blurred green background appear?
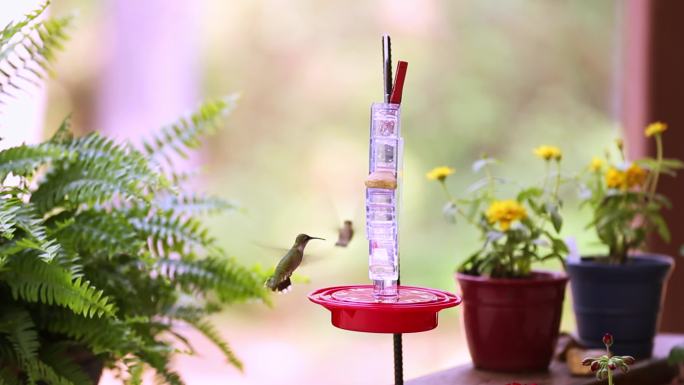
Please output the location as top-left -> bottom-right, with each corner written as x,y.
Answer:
37,0 -> 621,383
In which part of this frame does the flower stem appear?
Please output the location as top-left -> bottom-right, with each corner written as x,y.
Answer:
440,181 -> 478,227
553,161 -> 562,200
648,134 -> 663,201
439,181 -> 454,201
607,367 -> 613,385
484,162 -> 495,198
542,161 -> 550,194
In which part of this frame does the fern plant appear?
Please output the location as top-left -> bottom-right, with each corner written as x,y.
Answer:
0,5 -> 269,385
0,1 -> 70,103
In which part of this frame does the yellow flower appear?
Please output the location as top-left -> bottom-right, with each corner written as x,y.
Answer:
589,156 -> 604,172
625,163 -> 647,188
486,199 -> 527,231
605,167 -> 626,190
605,164 -> 647,190
533,145 -> 562,161
645,121 -> 667,137
426,166 -> 455,182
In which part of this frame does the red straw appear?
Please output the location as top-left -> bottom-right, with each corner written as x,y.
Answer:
389,61 -> 408,104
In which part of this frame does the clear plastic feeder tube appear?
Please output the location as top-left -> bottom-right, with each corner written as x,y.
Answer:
365,102 -> 402,298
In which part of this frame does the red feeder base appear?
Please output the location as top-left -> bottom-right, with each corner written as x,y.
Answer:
308,285 -> 461,333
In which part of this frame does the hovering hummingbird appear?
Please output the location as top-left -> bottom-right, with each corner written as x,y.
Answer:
335,220 -> 354,247
265,234 -> 324,292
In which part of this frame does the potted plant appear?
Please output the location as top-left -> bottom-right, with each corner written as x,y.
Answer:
427,146 -> 569,372
568,122 -> 681,359
0,5 -> 268,385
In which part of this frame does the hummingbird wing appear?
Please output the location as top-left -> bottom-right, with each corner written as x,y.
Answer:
265,248 -> 302,292
334,222 -> 355,247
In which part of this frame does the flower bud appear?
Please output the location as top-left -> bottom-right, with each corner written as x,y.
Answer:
619,363 -> 630,373
581,357 -> 594,366
622,356 -> 635,365
597,368 -> 608,380
591,361 -> 600,372
608,363 -> 617,370
602,333 -> 613,347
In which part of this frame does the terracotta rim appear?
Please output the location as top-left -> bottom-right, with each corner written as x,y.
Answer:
455,270 -> 568,285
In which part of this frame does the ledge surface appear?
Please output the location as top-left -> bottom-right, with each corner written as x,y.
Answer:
406,334 -> 684,385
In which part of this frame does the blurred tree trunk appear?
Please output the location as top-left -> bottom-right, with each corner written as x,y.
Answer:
622,0 -> 684,333
96,0 -> 202,174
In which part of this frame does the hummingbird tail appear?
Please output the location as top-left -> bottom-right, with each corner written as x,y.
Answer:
274,278 -> 292,292
265,276 -> 292,292
335,239 -> 348,247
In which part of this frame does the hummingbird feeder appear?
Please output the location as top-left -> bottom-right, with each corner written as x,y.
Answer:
309,35 -> 461,384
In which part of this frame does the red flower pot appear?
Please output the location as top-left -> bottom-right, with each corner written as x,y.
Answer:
457,271 -> 568,372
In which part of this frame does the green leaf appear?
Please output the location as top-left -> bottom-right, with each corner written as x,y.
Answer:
668,344 -> 684,365
551,238 -> 569,254
546,203 -> 563,232
650,213 -> 671,243
516,187 -> 543,203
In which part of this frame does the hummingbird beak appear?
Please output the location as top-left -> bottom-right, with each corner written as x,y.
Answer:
308,236 -> 325,241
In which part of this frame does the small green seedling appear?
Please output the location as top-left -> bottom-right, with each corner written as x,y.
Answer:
582,333 -> 635,385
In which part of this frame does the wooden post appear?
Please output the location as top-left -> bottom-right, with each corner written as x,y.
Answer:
623,0 -> 684,333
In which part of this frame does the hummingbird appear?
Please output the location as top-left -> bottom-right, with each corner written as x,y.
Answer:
335,220 -> 354,247
265,234 -> 324,292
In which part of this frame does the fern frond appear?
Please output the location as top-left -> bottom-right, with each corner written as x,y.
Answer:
39,343 -> 94,385
0,2 -> 49,47
53,209 -> 143,256
0,195 -> 23,239
156,256 -> 269,304
155,193 -> 239,216
130,210 -> 216,256
142,97 -> 236,162
0,308 -> 39,363
37,309 -> 141,355
153,368 -> 184,385
30,162 -> 144,214
0,13 -> 70,100
0,197 -> 63,262
28,132 -> 166,214
0,143 -> 70,180
136,348 -> 184,385
23,358 -> 75,385
48,115 -> 74,144
64,133 -> 158,186
184,318 -> 242,370
2,254 -> 116,318
122,356 -> 144,385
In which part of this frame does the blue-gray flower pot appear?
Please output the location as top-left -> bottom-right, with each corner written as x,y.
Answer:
566,254 -> 674,358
